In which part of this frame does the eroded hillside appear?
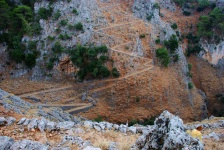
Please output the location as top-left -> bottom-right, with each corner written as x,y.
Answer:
1,0 -> 217,123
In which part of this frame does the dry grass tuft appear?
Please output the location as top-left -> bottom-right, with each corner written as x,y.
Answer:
93,139 -> 110,150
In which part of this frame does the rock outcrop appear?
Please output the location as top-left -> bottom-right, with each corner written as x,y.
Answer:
135,110 -> 204,150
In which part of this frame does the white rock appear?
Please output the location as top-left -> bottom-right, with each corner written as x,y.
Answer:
57,121 -> 74,130
27,118 -> 38,131
17,118 -> 27,125
128,126 -> 137,134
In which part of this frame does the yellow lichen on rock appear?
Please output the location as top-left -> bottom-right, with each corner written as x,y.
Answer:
186,129 -> 202,141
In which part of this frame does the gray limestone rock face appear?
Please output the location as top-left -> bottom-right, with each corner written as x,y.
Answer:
136,110 -> 204,150
0,136 -> 15,150
56,121 -> 75,130
10,139 -> 48,150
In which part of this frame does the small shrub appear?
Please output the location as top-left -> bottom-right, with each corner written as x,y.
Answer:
174,54 -> 179,62
188,82 -> 194,89
52,41 -> 63,53
188,63 -> 192,71
155,38 -> 160,44
38,7 -> 52,20
146,14 -> 153,21
171,23 -> 178,30
47,36 -> 55,41
112,68 -> 120,78
136,96 -> 140,103
24,53 -> 36,68
164,34 -> 179,53
183,11 -> 191,16
94,115 -> 103,122
28,41 -> 37,50
153,3 -> 160,9
59,19 -> 68,26
53,10 -> 61,20
156,48 -> 170,67
74,22 -> 84,31
139,34 -> 146,38
72,9 -> 79,15
187,72 -> 193,78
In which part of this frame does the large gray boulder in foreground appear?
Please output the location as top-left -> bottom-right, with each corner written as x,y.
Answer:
136,110 -> 204,150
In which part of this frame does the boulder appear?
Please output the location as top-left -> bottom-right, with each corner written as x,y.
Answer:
56,121 -> 74,130
113,124 -> 119,130
136,110 -> 204,150
83,146 -> 102,150
128,126 -> 137,134
17,118 -> 27,125
0,117 -> 7,125
51,147 -> 71,150
6,117 -> 16,125
27,118 -> 38,131
46,121 -> 56,132
83,121 -> 93,128
0,136 -> 15,150
118,124 -> 127,133
108,142 -> 118,150
93,123 -> 102,132
10,139 -> 48,150
23,118 -> 30,126
38,118 -> 47,132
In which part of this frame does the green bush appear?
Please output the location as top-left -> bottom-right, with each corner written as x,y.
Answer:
146,14 -> 153,21
164,34 -> 179,53
188,82 -> 194,89
188,63 -> 192,71
93,115 -> 103,122
59,19 -> 68,26
24,53 -> 36,68
68,44 -> 112,80
52,41 -> 63,53
112,68 -> 120,78
136,96 -> 140,103
156,48 -> 170,67
30,21 -> 42,35
174,54 -> 179,62
183,11 -> 191,16
197,8 -> 224,39
47,36 -> 55,41
9,49 -> 25,63
155,38 -> 160,44
139,34 -> 146,38
37,7 -> 52,20
28,41 -> 37,50
171,23 -> 178,30
59,34 -> 71,40
72,9 -> 79,15
53,10 -> 61,20
74,22 -> 84,31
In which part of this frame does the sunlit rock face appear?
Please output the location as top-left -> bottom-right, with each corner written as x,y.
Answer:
200,40 -> 224,65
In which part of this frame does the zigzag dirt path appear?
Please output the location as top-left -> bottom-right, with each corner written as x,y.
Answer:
17,0 -> 155,115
